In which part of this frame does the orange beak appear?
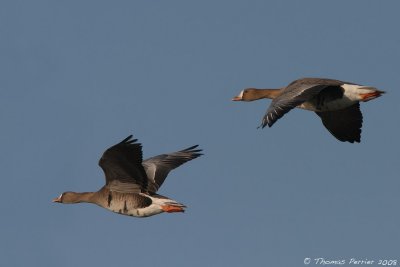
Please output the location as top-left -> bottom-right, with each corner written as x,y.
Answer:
52,196 -> 61,203
232,96 -> 242,101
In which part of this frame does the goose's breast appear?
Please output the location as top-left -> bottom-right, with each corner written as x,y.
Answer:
299,97 -> 355,112
299,85 -> 363,112
103,192 -> 161,217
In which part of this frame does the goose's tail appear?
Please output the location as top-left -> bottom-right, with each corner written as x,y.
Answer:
359,87 -> 386,102
152,194 -> 186,213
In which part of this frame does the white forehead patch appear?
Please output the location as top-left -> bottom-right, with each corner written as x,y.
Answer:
238,90 -> 244,98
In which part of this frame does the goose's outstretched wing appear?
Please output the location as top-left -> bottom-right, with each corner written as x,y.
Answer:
316,103 -> 363,143
142,145 -> 203,193
261,78 -> 346,128
99,135 -> 148,193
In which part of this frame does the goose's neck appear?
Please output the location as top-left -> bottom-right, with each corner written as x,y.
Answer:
65,192 -> 96,204
247,88 -> 282,100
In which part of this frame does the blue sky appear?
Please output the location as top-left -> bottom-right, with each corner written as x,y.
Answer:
1,1 -> 399,266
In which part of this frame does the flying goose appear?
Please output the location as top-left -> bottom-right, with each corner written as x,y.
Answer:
232,77 -> 385,143
53,135 -> 202,217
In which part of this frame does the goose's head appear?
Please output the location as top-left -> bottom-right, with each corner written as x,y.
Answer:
52,192 -> 82,204
232,88 -> 259,101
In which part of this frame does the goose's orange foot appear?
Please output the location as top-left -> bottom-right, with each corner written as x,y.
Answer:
161,205 -> 185,213
360,91 -> 385,102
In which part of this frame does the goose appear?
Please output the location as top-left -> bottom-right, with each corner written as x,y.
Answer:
53,135 -> 202,217
232,77 -> 385,143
